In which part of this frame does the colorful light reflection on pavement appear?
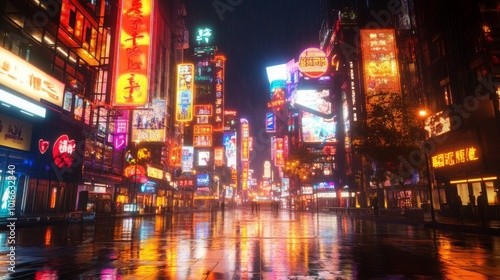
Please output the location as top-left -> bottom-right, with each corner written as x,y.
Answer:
1,208 -> 500,279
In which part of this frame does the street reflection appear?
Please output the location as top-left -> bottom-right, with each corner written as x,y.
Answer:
1,209 -> 500,279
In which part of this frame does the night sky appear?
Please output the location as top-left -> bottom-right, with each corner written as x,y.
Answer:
184,0 -> 321,179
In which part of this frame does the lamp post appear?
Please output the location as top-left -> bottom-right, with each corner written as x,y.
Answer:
419,110 -> 437,223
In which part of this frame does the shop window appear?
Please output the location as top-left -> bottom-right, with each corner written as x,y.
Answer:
485,181 -> 498,205
471,182 -> 482,201
456,183 -> 468,205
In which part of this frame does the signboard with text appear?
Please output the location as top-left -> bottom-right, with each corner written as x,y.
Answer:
112,0 -> 153,107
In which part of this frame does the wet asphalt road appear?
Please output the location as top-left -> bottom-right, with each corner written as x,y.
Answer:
1,208 -> 500,279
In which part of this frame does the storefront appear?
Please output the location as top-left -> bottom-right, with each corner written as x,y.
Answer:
431,126 -> 500,218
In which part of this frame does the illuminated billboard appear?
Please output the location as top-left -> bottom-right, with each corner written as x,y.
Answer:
214,147 -> 224,166
181,146 -> 194,172
0,113 -> 32,151
360,29 -> 401,113
197,150 -> 210,167
193,124 -> 213,147
196,173 -> 210,187
266,113 -> 276,133
193,135 -> 212,147
291,89 -> 332,118
113,0 -> 153,107
131,99 -> 166,142
176,64 -> 194,121
0,46 -> 64,107
223,132 -> 237,170
275,138 -> 284,167
301,112 -> 335,143
298,48 -> 328,79
241,121 -> 249,161
266,64 -> 287,84
114,114 -> 128,150
194,104 -> 212,116
195,28 -> 213,45
214,55 -> 225,131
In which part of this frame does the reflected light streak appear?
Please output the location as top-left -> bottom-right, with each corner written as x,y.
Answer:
44,227 -> 52,245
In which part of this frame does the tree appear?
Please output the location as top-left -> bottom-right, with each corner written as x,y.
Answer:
283,145 -> 316,184
352,92 -> 423,186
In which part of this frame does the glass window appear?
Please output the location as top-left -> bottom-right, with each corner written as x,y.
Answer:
456,183 -> 468,205
485,181 -> 497,205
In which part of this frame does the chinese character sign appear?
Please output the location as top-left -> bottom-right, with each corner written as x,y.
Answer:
113,0 -> 153,107
52,134 -> 76,169
213,55 -> 225,131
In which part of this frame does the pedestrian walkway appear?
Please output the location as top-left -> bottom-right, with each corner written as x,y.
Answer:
423,213 -> 500,235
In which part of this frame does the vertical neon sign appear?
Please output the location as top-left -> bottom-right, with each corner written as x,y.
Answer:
113,0 -> 153,107
214,55 -> 225,131
176,64 -> 194,122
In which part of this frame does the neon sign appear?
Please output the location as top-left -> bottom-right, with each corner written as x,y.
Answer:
432,146 -> 479,169
52,135 -> 76,169
213,55 -> 225,131
298,48 -> 328,79
176,64 -> 194,122
113,0 -> 153,107
195,28 -> 213,45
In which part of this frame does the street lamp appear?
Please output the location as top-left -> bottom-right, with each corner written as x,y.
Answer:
418,110 -> 437,223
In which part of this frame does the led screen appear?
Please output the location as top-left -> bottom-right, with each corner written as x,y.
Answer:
301,112 -> 335,143
196,173 -> 210,187
292,89 -> 332,118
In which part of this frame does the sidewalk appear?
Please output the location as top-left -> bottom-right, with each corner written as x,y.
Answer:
423,214 -> 500,235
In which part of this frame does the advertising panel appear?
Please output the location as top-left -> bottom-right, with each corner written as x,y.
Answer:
196,173 -> 210,187
214,147 -> 224,167
241,121 -> 249,161
181,146 -> 194,172
242,161 -> 249,191
275,138 -> 284,167
197,150 -> 210,167
223,132 -> 237,170
297,48 -> 328,79
266,113 -> 276,133
176,64 -> 194,121
34,128 -> 84,182
112,0 -> 153,107
213,55 -> 225,131
131,99 -> 166,142
431,129 -> 484,178
292,89 -> 332,118
0,46 -> 65,107
0,113 -> 32,151
114,115 -> 128,151
194,104 -> 212,116
360,29 -> 401,114
301,112 -> 335,143
193,135 -> 212,147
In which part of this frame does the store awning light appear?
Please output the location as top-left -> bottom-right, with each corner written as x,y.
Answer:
0,88 -> 46,118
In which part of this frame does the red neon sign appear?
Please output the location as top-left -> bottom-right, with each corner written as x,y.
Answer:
52,135 -> 76,169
